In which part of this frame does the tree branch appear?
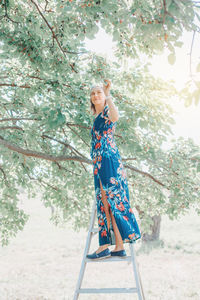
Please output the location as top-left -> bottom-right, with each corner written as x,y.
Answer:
41,134 -> 86,158
0,165 -> 10,187
30,0 -> 85,60
124,163 -> 166,187
42,133 -> 88,172
0,135 -> 167,187
122,157 -> 137,161
24,168 -> 59,191
0,0 -> 20,24
189,30 -> 196,78
66,123 -> 90,147
0,117 -> 39,123
0,126 -> 24,131
0,135 -> 92,164
54,161 -> 81,176
0,83 -> 31,88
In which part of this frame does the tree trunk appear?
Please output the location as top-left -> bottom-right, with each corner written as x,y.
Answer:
142,215 -> 161,242
135,205 -> 162,242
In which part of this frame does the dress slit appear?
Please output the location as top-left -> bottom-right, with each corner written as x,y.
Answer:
97,172 -> 125,246
96,173 -> 112,245
91,104 -> 141,246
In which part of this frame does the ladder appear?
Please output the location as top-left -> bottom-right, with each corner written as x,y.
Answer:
73,196 -> 145,300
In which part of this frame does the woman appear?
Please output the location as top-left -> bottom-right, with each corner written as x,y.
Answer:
87,79 -> 141,260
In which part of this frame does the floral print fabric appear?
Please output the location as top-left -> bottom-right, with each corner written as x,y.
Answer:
90,104 -> 141,246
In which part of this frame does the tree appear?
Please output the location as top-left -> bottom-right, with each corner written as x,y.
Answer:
0,0 -> 200,246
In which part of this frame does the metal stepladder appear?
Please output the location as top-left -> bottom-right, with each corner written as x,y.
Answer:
73,196 -> 146,300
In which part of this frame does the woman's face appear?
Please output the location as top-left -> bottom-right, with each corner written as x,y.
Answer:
90,87 -> 106,107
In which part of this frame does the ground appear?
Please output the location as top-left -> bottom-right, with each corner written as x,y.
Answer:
0,192 -> 199,300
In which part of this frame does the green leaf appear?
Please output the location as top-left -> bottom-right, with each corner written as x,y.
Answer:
174,41 -> 183,47
195,12 -> 200,23
113,30 -> 120,42
168,53 -> 176,65
139,120 -> 147,128
184,97 -> 192,107
55,89 -> 61,96
64,4 -> 73,12
166,0 -> 173,10
194,81 -> 200,89
168,16 -> 175,23
57,112 -> 66,125
0,0 -> 199,248
193,89 -> 200,106
85,31 -> 95,40
195,96 -> 200,106
196,62 -> 200,73
149,148 -> 156,160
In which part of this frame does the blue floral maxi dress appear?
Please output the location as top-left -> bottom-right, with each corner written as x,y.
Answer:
90,104 -> 141,246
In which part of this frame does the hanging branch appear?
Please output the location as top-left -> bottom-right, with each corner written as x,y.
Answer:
0,135 -> 166,187
30,0 -> 86,59
123,163 -> 166,187
0,0 -> 20,24
189,30 -> 196,78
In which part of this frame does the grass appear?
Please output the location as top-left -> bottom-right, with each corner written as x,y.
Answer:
0,192 -> 199,300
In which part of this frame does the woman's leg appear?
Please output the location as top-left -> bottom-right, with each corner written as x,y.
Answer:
96,179 -> 124,253
95,179 -> 110,253
109,209 -> 124,251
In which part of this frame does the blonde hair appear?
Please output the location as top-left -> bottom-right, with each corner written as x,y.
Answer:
90,85 -> 106,115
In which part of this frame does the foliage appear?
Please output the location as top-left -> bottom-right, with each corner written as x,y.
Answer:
0,0 -> 200,246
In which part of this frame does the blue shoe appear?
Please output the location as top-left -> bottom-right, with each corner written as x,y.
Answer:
111,249 -> 127,257
86,248 -> 111,260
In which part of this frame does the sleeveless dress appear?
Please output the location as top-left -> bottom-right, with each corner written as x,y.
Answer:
90,104 -> 141,246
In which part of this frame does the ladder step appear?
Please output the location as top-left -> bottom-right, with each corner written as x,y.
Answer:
73,198 -> 145,299
91,227 -> 98,233
86,256 -> 132,262
79,287 -> 138,294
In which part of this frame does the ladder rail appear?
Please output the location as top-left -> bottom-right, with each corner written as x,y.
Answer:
129,243 -> 145,300
73,197 -> 97,300
73,196 -> 146,300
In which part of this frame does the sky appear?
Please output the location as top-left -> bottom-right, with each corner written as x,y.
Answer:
84,25 -> 200,147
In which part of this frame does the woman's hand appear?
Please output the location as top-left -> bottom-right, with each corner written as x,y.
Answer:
103,79 -> 111,97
